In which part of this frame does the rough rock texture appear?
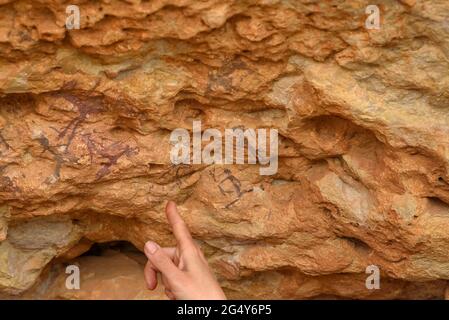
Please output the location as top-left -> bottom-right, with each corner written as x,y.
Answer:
0,0 -> 449,299
21,244 -> 168,300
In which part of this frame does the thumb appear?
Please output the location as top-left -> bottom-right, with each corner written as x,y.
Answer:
144,241 -> 182,279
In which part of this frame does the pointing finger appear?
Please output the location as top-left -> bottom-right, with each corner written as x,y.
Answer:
144,241 -> 183,280
165,201 -> 194,248
144,246 -> 178,290
144,260 -> 157,290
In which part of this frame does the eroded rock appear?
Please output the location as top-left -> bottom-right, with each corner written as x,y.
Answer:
0,0 -> 449,299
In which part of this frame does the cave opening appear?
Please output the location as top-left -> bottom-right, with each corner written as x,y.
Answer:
34,240 -> 157,299
64,239 -> 148,269
79,240 -> 142,258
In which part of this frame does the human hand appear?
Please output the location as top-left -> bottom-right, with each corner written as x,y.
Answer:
143,201 -> 226,300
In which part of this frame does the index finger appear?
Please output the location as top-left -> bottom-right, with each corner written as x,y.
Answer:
165,201 -> 194,247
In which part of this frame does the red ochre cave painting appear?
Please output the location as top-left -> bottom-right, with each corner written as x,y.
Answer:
37,92 -> 139,183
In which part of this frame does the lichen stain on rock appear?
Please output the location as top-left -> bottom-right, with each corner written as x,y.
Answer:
0,0 -> 449,299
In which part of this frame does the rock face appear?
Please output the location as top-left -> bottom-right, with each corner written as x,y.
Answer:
0,0 -> 449,299
22,243 -> 168,300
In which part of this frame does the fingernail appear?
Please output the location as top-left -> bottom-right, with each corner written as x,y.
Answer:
145,241 -> 159,254
166,200 -> 176,210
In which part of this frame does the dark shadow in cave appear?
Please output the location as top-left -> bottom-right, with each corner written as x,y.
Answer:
79,240 -> 142,258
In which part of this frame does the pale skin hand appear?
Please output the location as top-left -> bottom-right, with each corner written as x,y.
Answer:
143,201 -> 226,300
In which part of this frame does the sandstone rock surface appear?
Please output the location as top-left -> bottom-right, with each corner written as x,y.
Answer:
0,0 -> 449,299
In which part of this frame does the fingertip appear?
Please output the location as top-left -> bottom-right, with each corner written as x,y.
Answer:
166,200 -> 177,215
144,241 -> 160,257
147,282 -> 156,291
146,278 -> 157,290
144,262 -> 157,290
148,281 -> 157,290
166,201 -> 184,226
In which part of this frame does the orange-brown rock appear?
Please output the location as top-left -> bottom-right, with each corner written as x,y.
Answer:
15,246 -> 168,300
1,0 -> 449,299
